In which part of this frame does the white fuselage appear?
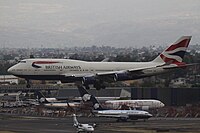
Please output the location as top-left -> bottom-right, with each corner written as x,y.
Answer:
44,102 -> 81,108
95,109 -> 152,120
8,58 -> 163,80
105,99 -> 165,110
77,124 -> 94,132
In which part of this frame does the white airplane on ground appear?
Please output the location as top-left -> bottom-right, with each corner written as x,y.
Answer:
8,36 -> 193,90
105,99 -> 164,110
36,91 -> 81,109
35,91 -> 67,103
43,102 -> 81,109
78,86 -> 152,121
73,114 -> 95,133
72,96 -> 121,102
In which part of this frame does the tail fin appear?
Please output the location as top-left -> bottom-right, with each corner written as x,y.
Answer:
77,86 -> 104,110
73,114 -> 79,127
152,36 -> 192,66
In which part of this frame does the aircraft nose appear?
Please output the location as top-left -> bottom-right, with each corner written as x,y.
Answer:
7,66 -> 16,75
149,113 -> 153,117
7,67 -> 13,73
160,102 -> 165,107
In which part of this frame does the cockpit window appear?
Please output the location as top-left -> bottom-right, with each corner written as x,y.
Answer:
20,61 -> 26,63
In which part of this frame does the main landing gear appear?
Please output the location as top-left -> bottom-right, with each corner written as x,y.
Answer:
93,82 -> 106,90
84,82 -> 106,90
26,79 -> 31,88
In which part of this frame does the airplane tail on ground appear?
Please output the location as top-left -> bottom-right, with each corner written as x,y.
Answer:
152,36 -> 192,66
73,114 -> 79,127
77,86 -> 104,110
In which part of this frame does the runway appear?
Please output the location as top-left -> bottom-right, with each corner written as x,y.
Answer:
0,114 -> 200,133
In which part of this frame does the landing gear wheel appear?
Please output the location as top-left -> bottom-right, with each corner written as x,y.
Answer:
26,79 -> 31,88
94,81 -> 106,90
94,82 -> 101,90
84,85 -> 90,90
26,84 -> 31,88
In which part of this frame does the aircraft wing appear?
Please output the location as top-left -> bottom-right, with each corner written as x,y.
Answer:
95,66 -> 160,82
61,66 -> 163,83
95,63 -> 198,81
61,63 -> 197,84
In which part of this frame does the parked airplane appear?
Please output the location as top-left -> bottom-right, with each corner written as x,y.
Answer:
105,99 -> 164,110
78,86 -> 152,121
44,102 -> 81,109
73,114 -> 95,133
72,88 -> 130,102
35,91 -> 61,103
35,91 -> 81,109
8,36 -> 192,90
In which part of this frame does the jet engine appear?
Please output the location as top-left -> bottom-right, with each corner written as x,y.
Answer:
82,76 -> 96,85
82,76 -> 105,90
114,72 -> 131,81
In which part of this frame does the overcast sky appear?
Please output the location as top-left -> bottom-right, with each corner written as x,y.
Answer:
0,0 -> 200,48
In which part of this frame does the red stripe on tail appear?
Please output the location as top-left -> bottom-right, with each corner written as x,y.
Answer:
160,54 -> 186,66
166,39 -> 190,51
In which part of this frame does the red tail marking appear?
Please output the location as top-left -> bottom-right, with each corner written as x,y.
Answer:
166,39 -> 190,51
160,54 -> 185,66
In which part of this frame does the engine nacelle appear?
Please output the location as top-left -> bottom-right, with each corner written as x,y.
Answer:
141,106 -> 149,110
82,76 -> 96,85
83,76 -> 106,90
114,72 -> 131,81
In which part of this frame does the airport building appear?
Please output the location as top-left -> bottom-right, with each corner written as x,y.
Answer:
0,85 -> 199,106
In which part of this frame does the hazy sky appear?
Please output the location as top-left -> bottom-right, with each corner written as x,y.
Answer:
0,0 -> 200,48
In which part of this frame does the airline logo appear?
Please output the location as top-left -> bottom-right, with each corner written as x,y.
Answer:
94,103 -> 100,109
82,94 -> 91,102
39,98 -> 46,103
32,61 -> 60,68
160,37 -> 191,66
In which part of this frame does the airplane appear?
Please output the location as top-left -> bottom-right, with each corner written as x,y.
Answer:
43,102 -> 81,109
78,86 -> 152,121
35,90 -> 81,103
73,114 -> 95,133
72,90 -> 164,110
8,36 -> 193,90
35,91 -> 81,109
35,91 -> 62,103
105,99 -> 165,110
